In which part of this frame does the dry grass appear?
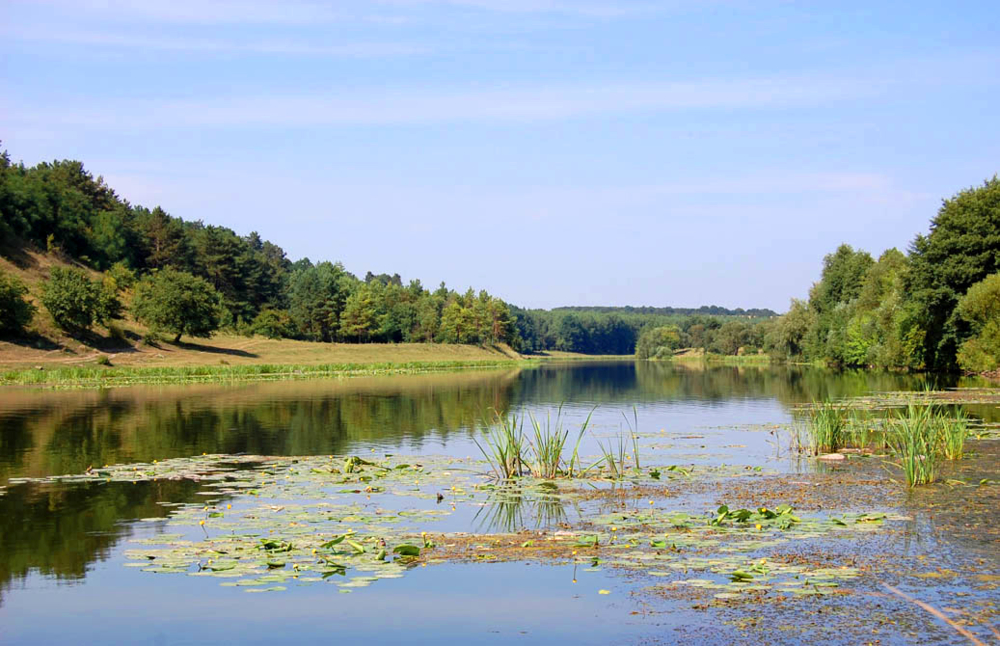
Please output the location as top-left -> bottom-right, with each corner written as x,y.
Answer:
0,248 -> 521,371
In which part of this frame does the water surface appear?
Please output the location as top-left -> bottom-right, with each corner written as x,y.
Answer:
1,362 -> 996,645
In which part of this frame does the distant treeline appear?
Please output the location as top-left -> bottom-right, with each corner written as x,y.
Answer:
0,148 -> 770,352
553,305 -> 777,318
514,308 -> 772,356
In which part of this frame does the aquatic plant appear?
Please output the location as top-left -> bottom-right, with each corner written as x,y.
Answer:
622,406 -> 642,470
889,405 -> 940,486
479,406 -> 597,479
809,401 -> 845,455
937,407 -> 969,460
474,412 -> 527,479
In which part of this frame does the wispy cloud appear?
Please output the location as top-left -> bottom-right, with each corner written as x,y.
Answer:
17,0 -> 658,25
9,75 -> 880,130
8,27 -> 431,58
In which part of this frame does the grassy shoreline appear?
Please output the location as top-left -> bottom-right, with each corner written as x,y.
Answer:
0,358 -> 530,388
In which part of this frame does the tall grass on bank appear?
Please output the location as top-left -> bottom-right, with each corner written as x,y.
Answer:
0,359 -> 521,389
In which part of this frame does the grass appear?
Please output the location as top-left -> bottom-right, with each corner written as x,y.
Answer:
809,401 -> 846,455
938,408 -> 969,461
0,359 -> 522,388
889,405 -> 941,487
475,412 -> 527,480
476,406 -> 598,480
807,399 -> 972,487
597,413 -> 642,480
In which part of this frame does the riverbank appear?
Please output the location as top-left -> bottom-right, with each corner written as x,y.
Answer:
0,333 -> 532,387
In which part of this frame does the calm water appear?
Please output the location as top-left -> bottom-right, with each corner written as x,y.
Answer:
0,362 -> 996,645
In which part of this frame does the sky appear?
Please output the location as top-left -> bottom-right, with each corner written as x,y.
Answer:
2,1 -> 998,312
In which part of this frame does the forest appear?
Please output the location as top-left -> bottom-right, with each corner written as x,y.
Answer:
0,149 -> 766,354
2,147 -> 996,371
576,178 -> 1000,373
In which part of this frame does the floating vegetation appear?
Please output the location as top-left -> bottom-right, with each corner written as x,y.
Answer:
7,449 -> 908,600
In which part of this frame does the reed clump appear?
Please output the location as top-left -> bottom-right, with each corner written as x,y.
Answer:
807,400 -> 971,487
475,406 -> 595,480
809,401 -> 845,455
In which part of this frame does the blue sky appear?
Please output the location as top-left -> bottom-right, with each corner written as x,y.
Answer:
2,1 -> 998,311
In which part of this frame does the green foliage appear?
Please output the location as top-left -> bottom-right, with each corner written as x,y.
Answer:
907,177 -> 1000,370
955,272 -> 1000,373
106,262 -> 136,290
808,402 -> 845,455
251,308 -> 296,340
889,405 -> 941,487
131,269 -> 221,342
41,266 -> 119,331
0,269 -> 35,335
766,178 -> 999,372
635,325 -> 682,360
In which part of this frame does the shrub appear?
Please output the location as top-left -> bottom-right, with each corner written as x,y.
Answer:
41,267 -> 101,331
956,273 -> 1000,373
106,262 -> 137,290
0,269 -> 36,335
131,269 -> 221,343
251,308 -> 296,339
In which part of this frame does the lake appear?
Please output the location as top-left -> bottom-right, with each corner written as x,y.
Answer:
1,361 -> 997,645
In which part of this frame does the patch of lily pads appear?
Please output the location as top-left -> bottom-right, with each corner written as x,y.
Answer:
10,451 -> 906,599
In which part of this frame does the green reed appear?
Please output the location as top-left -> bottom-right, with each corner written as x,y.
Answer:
889,405 -> 940,487
809,401 -> 845,455
474,412 -> 526,480
938,407 -> 969,461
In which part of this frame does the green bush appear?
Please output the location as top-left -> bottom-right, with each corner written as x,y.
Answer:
41,267 -> 101,331
106,262 -> 137,290
251,308 -> 296,339
635,325 -> 681,360
131,268 -> 221,343
0,269 -> 36,335
956,272 -> 1000,373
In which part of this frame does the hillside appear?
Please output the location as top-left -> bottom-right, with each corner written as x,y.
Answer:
0,247 -> 517,370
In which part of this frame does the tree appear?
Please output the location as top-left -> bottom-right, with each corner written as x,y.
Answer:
765,299 -> 814,359
251,308 -> 296,340
635,325 -> 682,360
0,269 -> 35,335
908,177 -> 1000,370
955,272 -> 1000,373
132,269 -> 221,342
41,266 -> 109,331
340,284 -> 378,342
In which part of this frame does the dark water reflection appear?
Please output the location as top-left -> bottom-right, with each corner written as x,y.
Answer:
0,361 -> 996,638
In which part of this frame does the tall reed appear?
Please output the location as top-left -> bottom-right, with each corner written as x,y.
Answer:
889,405 -> 940,487
937,407 -> 969,461
809,401 -> 845,455
474,412 -> 526,479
